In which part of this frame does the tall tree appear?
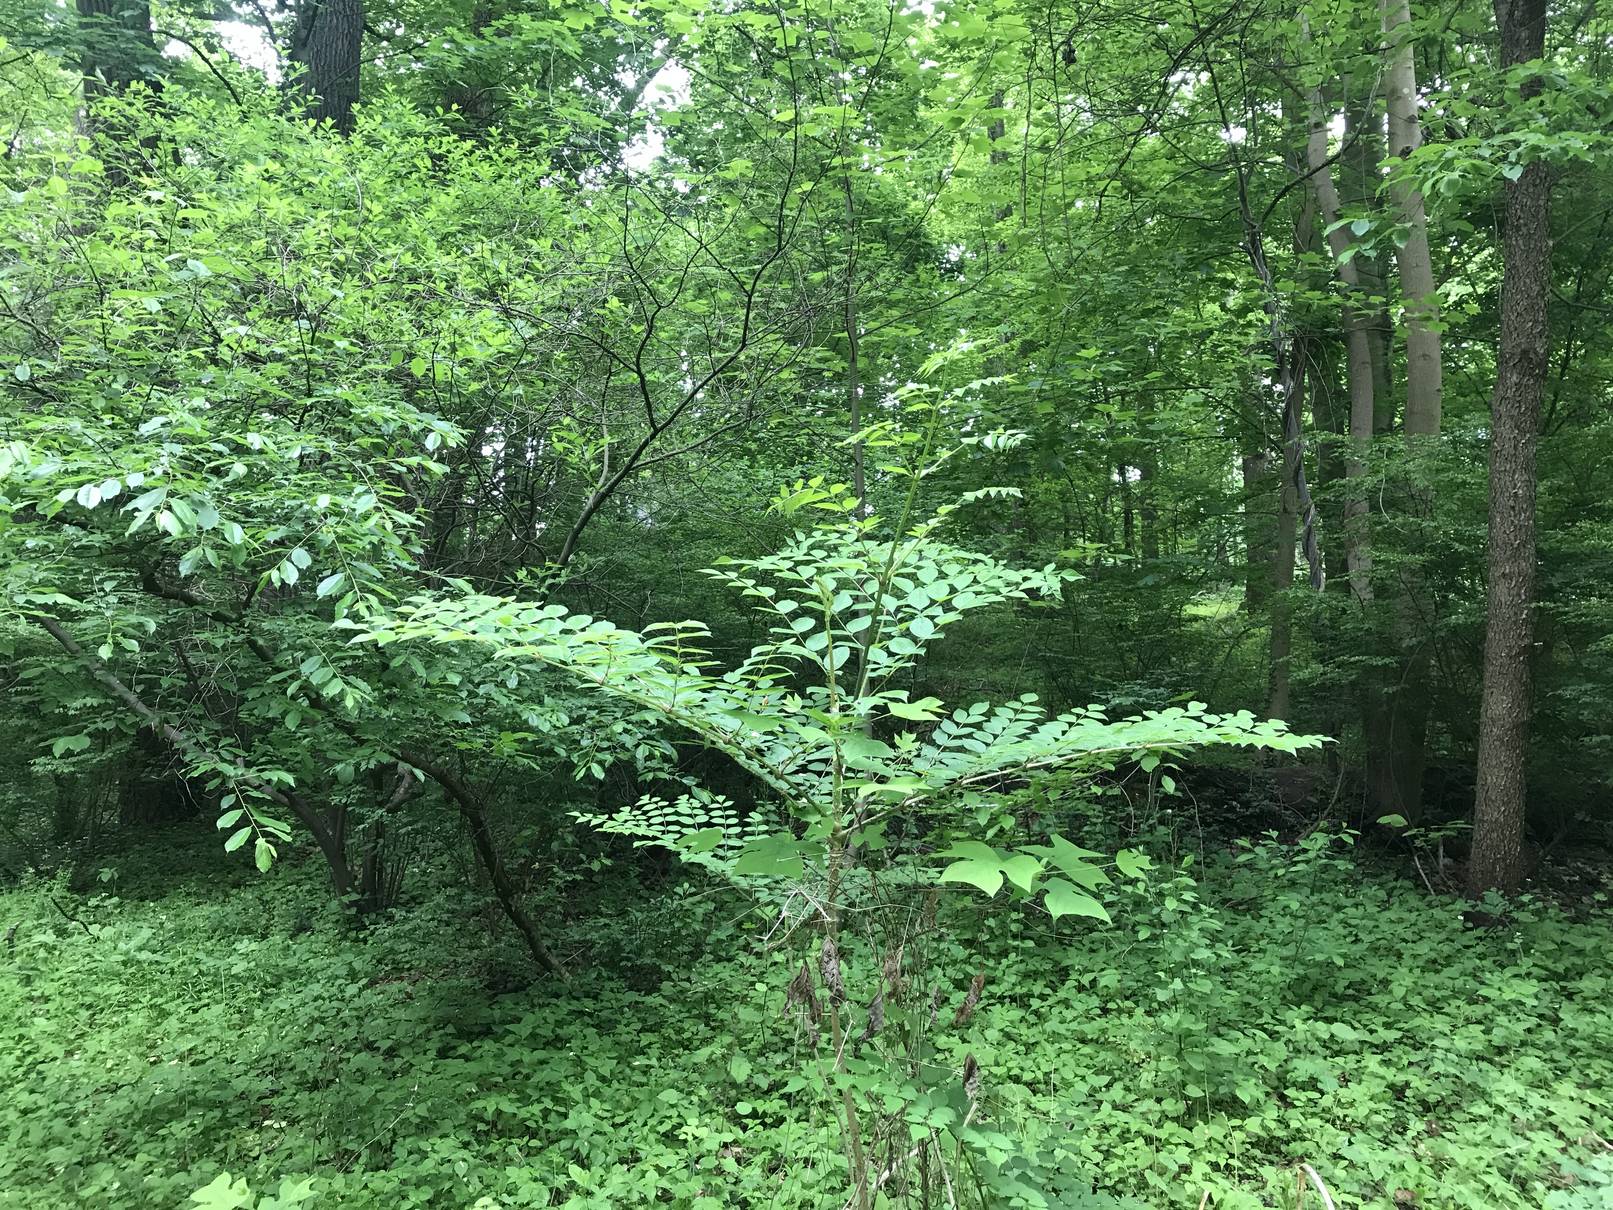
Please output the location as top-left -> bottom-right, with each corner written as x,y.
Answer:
75,0 -> 158,100
1372,0 -> 1445,820
1468,0 -> 1552,896
290,0 -> 364,134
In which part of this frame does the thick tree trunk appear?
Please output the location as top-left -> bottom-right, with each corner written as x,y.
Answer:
75,0 -> 162,180
76,0 -> 158,98
1469,0 -> 1551,897
290,0 -> 364,135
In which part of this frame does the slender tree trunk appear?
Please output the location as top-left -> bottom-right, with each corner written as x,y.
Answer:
1469,0 -> 1551,897
1264,350 -> 1303,719
399,751 -> 569,979
1138,395 -> 1160,560
1374,0 -> 1444,822
843,173 -> 865,514
1269,427 -> 1300,720
290,0 -> 364,134
1301,72 -> 1376,605
34,615 -> 356,898
1342,96 -> 1395,434
1242,448 -> 1277,612
1381,0 -> 1444,439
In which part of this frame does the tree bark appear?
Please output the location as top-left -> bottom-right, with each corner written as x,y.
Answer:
1381,0 -> 1443,439
1469,0 -> 1551,897
76,0 -> 158,99
400,750 -> 570,980
1269,417 -> 1300,721
1241,448 -> 1277,612
1301,73 -> 1376,606
1374,0 -> 1445,822
290,0 -> 364,135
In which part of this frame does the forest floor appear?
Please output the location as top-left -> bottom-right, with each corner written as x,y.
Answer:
1,828 -> 1610,1209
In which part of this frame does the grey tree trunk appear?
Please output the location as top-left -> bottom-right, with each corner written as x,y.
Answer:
1302,73 -> 1376,606
1374,0 -> 1445,822
1381,0 -> 1444,438
76,0 -> 158,98
291,0 -> 364,135
1469,0 -> 1551,897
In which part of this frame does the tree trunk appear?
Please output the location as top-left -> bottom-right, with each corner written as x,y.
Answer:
1264,354 -> 1303,726
1375,0 -> 1444,823
1381,0 -> 1443,439
1301,73 -> 1376,605
290,0 -> 364,135
1268,433 -> 1299,721
1342,95 -> 1395,434
1241,448 -> 1277,612
35,615 -> 357,899
1138,394 -> 1160,559
76,0 -> 158,99
1469,0 -> 1551,897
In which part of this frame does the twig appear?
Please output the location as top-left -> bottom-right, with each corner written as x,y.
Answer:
1413,852 -> 1438,897
1301,1164 -> 1337,1210
50,896 -> 94,938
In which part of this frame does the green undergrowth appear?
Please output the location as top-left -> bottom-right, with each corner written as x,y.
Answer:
0,831 -> 1609,1209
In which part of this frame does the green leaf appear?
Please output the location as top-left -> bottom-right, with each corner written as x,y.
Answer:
51,734 -> 92,757
728,1053 -> 752,1083
679,827 -> 724,854
1044,879 -> 1110,923
1000,852 -> 1043,893
938,842 -> 1005,896
733,833 -> 804,879
254,838 -> 276,873
1115,850 -> 1153,879
224,826 -> 251,853
887,695 -> 944,721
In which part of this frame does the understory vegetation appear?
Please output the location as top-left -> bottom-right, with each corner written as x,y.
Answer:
3,828 -> 1610,1210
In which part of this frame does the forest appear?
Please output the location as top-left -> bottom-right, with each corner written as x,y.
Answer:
0,0 -> 1610,1204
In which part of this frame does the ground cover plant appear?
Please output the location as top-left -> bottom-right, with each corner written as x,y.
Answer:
0,828 -> 1608,1209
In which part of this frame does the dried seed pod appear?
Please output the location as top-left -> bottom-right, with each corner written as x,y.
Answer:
858,990 -> 885,1047
819,935 -> 847,1005
962,1053 -> 982,1105
952,971 -> 985,1029
786,961 -> 822,1024
929,986 -> 943,1027
881,944 -> 904,994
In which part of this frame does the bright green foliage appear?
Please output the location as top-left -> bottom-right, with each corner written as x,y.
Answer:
2,0 -> 1611,1204
362,450 -> 1317,920
1,833 -> 1608,1208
